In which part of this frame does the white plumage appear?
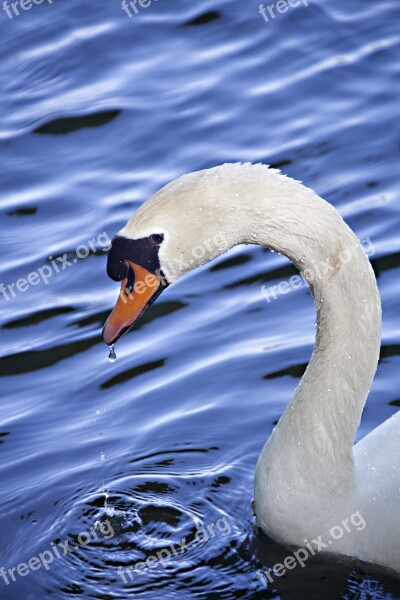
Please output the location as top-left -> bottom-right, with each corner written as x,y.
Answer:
119,163 -> 399,575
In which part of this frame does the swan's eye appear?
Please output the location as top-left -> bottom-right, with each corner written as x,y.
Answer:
151,233 -> 164,245
125,267 -> 135,295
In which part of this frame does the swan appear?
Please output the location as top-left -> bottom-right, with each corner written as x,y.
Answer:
103,163 -> 400,575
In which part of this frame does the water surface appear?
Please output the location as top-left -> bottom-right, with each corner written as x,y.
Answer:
0,0 -> 399,598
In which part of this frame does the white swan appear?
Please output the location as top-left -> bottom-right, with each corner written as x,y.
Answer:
103,163 -> 400,575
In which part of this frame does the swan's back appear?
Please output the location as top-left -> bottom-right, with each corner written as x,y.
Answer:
352,411 -> 400,573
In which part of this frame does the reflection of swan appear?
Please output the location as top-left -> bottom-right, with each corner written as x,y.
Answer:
103,163 -> 399,575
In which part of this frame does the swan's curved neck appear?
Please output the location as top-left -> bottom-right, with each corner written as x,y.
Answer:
230,173 -> 383,491
136,165 -> 381,486
271,231 -> 381,484
169,167 -> 382,490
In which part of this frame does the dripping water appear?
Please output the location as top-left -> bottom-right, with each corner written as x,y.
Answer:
108,344 -> 117,363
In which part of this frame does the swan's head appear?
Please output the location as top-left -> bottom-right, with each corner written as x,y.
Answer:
102,167 -> 237,345
102,231 -> 168,345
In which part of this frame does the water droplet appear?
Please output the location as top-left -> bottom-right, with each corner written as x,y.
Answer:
101,452 -> 106,462
252,233 -> 258,239
103,485 -> 110,510
108,345 -> 117,363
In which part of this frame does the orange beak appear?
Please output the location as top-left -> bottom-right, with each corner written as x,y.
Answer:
103,261 -> 161,345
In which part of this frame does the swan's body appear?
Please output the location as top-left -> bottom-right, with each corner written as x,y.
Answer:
104,163 -> 400,574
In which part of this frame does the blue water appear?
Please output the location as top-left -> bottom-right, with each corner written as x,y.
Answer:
0,0 -> 399,598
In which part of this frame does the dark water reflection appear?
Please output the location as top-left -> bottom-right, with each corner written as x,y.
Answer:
0,0 -> 399,598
